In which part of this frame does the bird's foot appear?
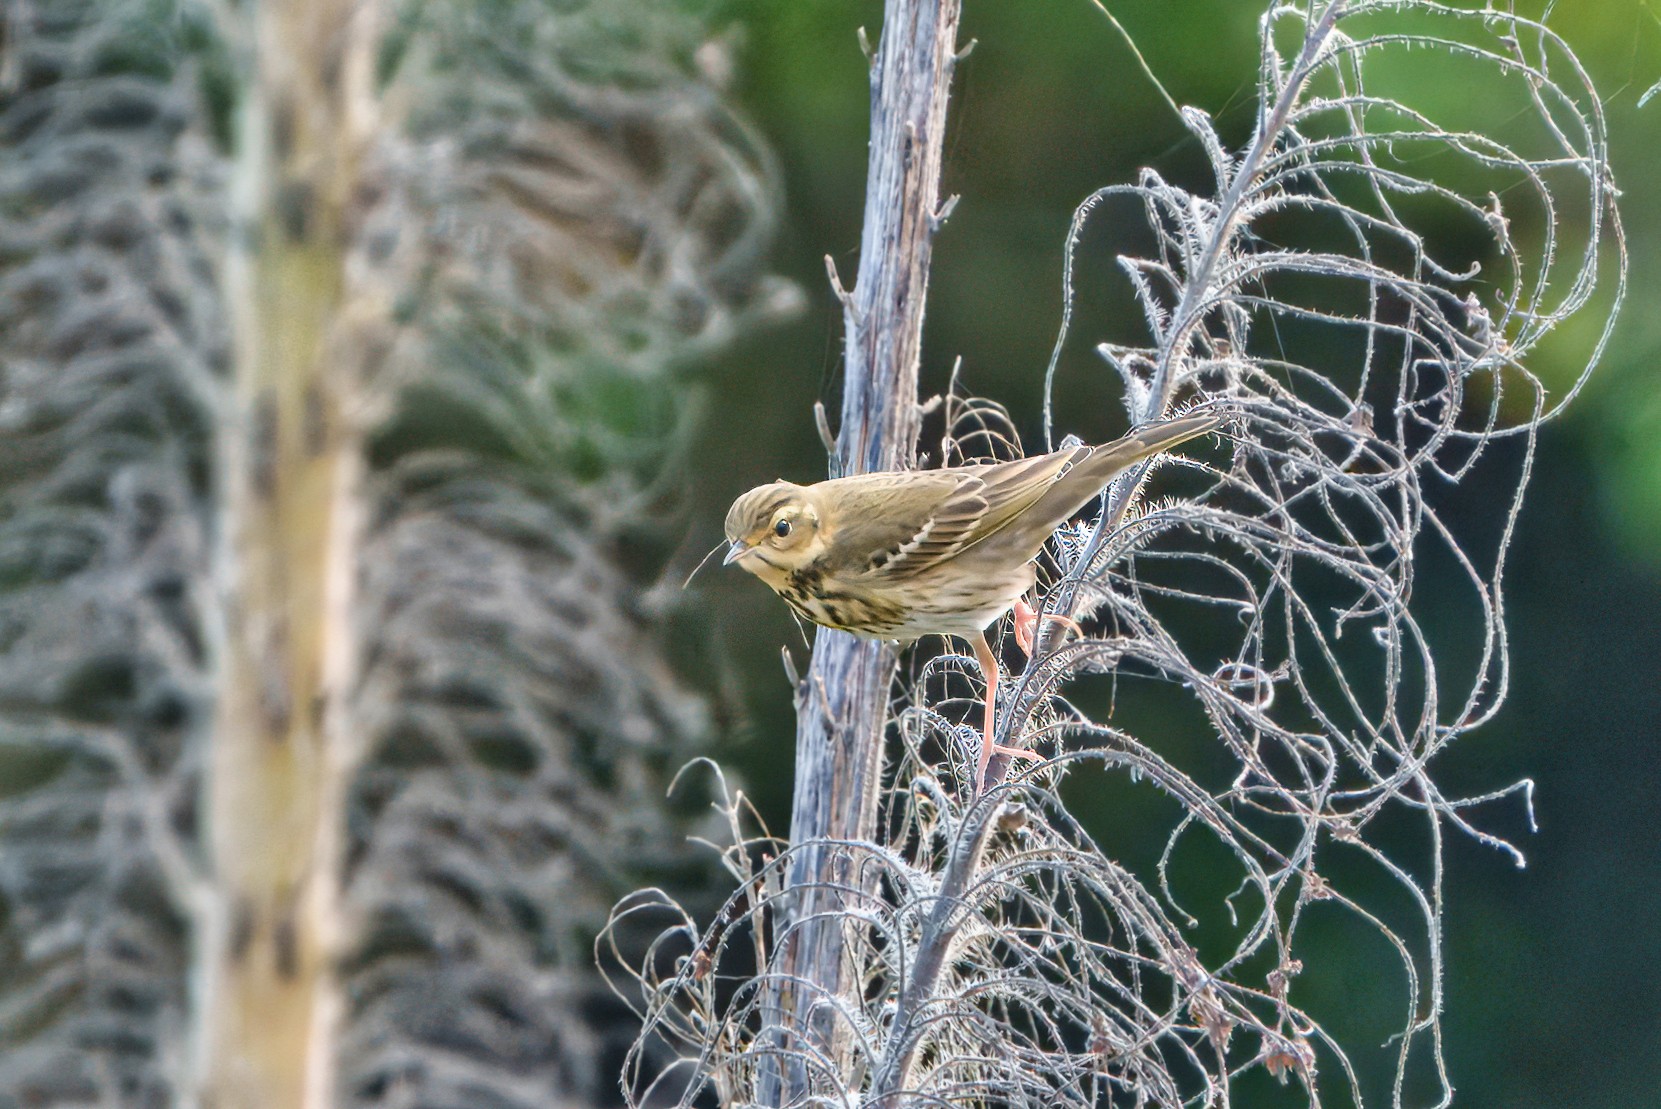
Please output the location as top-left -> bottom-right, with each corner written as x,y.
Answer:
974,734 -> 1043,793
990,742 -> 1042,762
1012,598 -> 1082,657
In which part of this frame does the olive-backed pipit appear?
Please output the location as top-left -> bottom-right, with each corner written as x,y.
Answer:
724,411 -> 1221,790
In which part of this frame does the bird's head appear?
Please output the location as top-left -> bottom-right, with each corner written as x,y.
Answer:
723,481 -> 824,583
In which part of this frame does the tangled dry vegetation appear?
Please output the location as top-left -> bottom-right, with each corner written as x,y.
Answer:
606,3 -> 1623,1107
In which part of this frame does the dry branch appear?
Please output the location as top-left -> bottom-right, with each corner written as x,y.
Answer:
758,0 -> 962,1102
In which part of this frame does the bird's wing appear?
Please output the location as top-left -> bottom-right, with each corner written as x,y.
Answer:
957,446 -> 1092,552
822,448 -> 1085,580
813,470 -> 966,578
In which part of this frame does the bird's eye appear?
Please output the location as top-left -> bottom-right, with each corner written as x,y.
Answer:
773,518 -> 792,538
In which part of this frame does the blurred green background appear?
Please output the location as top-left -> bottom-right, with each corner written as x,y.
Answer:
676,2 -> 1661,1106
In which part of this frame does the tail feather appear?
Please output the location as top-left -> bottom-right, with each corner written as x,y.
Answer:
1072,412 -> 1222,491
983,412 -> 1222,561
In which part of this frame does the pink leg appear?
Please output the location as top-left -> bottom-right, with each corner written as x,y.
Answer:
1012,599 -> 1082,658
970,632 -> 1042,792
1013,599 -> 1037,656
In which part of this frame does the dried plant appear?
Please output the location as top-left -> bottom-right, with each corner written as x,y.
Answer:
606,2 -> 1623,1107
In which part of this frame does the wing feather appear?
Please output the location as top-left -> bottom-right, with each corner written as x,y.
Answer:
805,414 -> 1219,583
813,448 -> 1086,580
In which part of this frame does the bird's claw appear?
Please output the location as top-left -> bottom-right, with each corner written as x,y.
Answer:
989,742 -> 1041,762
1012,598 -> 1082,657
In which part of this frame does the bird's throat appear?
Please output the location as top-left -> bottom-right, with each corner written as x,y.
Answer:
741,549 -> 792,590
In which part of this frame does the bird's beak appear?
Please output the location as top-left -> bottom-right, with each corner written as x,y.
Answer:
723,540 -> 751,566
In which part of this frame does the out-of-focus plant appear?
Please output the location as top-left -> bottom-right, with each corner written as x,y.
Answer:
0,1 -> 227,1100
607,2 -> 1623,1106
334,0 -> 791,1103
0,0 -> 785,1105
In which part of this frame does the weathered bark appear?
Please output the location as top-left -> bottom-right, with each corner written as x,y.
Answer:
760,0 -> 962,1100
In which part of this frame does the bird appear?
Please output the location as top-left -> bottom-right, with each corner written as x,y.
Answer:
723,411 -> 1221,792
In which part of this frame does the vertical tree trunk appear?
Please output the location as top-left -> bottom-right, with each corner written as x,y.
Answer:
761,0 -> 961,1100
201,2 -> 379,1104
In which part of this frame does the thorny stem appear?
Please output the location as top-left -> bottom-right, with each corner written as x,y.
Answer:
1099,1 -> 1347,578
866,796 -> 998,1104
1139,0 -> 1346,424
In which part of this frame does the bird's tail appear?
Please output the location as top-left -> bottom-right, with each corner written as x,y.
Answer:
1082,411 -> 1221,482
1027,411 -> 1223,531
